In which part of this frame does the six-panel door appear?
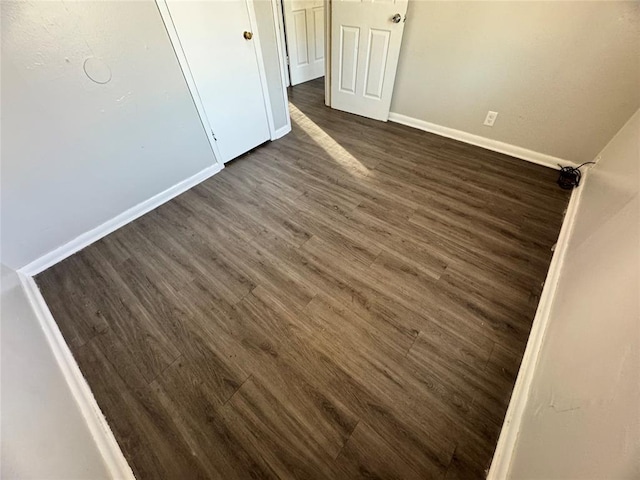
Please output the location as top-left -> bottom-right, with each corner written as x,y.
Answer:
330,0 -> 408,121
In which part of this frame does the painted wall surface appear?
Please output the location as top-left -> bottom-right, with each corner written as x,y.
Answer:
1,0 -> 216,269
391,1 -> 640,164
0,265 -> 111,479
254,0 -> 289,131
508,110 -> 640,479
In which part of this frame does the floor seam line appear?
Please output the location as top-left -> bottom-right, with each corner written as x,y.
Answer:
146,352 -> 184,386
404,331 -> 420,358
332,419 -> 361,462
223,373 -> 253,407
483,342 -> 496,372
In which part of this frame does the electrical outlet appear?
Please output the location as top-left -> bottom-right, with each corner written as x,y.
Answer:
484,111 -> 498,127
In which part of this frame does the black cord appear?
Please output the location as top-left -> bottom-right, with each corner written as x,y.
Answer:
557,162 -> 596,190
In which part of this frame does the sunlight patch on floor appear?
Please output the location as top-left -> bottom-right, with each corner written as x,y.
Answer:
289,103 -> 369,178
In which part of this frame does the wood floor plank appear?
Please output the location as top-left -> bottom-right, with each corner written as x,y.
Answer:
150,369 -> 280,480
76,249 -> 182,384
333,422 -> 426,480
35,255 -> 108,348
75,337 -> 210,479
268,334 -> 457,479
35,77 -> 570,479
220,376 -> 339,479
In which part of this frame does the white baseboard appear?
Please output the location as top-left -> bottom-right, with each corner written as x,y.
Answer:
486,173 -> 587,479
273,123 -> 292,140
388,112 -> 577,169
18,273 -> 135,480
19,162 -> 223,276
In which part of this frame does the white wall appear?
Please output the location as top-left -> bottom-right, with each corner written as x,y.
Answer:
0,265 -> 111,479
507,110 -> 640,479
391,1 -> 640,164
0,0 -> 216,270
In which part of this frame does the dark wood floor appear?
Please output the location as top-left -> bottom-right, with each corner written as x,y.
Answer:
37,79 -> 570,479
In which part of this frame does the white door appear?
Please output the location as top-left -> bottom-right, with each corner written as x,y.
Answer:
164,0 -> 271,163
330,0 -> 408,121
282,0 -> 325,85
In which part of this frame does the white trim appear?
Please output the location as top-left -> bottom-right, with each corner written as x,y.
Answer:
19,163 -> 223,276
245,0 -> 279,141
269,0 -> 293,135
388,112 -> 578,169
273,0 -> 291,88
487,174 -> 587,479
156,0 -> 224,165
274,124 -> 292,139
324,0 -> 331,107
18,273 -> 135,480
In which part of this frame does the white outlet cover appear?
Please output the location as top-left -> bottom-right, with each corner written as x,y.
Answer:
484,111 -> 498,126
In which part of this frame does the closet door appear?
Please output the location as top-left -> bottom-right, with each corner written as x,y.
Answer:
164,0 -> 271,162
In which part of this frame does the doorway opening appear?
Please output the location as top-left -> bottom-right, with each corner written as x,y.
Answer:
276,0 -> 326,87
279,0 -> 408,122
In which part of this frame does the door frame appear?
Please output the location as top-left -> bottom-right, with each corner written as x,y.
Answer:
156,0 -> 289,159
273,0 -> 291,87
267,0 -> 293,137
245,0 -> 283,141
324,0 -> 331,106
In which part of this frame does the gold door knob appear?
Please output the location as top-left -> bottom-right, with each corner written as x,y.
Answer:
243,31 -> 253,40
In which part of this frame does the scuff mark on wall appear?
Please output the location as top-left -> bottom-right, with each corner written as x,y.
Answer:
115,92 -> 133,103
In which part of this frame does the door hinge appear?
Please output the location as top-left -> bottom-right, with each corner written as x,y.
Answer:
286,55 -> 290,65
211,130 -> 217,141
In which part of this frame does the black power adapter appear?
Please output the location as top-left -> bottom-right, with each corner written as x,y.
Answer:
557,162 -> 596,190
